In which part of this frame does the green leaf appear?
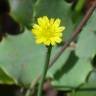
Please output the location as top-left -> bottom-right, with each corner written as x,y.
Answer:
9,0 -> 34,28
47,48 -> 73,78
0,30 -> 72,86
47,53 -> 92,90
0,30 -> 46,86
74,83 -> 96,96
75,11 -> 96,58
0,0 -> 83,86
87,70 -> 96,82
75,91 -> 96,96
0,67 -> 16,84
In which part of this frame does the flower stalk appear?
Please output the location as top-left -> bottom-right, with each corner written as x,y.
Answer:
31,16 -> 65,96
37,46 -> 52,96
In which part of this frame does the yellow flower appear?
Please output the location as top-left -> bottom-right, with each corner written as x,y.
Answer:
32,16 -> 65,46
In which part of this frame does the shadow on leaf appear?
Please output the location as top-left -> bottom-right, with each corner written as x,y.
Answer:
54,51 -> 78,80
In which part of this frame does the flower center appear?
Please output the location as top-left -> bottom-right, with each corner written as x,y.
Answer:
43,25 -> 54,38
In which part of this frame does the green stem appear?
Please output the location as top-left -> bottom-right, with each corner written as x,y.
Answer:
71,89 -> 76,96
37,46 -> 52,96
75,0 -> 86,12
32,0 -> 42,24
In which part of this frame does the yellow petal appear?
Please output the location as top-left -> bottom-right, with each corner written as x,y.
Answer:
58,26 -> 65,32
50,18 -> 54,24
56,38 -> 62,43
51,40 -> 56,45
54,19 -> 61,27
37,17 -> 44,26
44,40 -> 50,45
33,24 -> 40,29
36,38 -> 43,44
43,16 -> 49,24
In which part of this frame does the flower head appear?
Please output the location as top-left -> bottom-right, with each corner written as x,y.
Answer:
32,16 -> 65,46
